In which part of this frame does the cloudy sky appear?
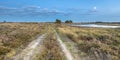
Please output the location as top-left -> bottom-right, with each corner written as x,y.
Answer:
0,0 -> 120,22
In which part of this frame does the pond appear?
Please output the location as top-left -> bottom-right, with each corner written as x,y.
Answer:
72,24 -> 120,28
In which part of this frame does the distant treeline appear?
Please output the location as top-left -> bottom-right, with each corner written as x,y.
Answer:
55,19 -> 73,24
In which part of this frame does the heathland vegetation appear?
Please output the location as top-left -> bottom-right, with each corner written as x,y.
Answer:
35,28 -> 66,60
0,22 -> 119,60
0,23 -> 46,60
57,25 -> 120,60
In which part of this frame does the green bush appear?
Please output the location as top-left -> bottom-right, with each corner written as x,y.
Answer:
55,19 -> 61,24
65,20 -> 73,23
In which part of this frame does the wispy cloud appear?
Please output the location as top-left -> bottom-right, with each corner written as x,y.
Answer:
65,7 -> 98,16
0,6 -> 67,17
0,6 -> 100,17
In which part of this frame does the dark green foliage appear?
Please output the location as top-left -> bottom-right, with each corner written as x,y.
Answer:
65,20 -> 73,23
3,21 -> 6,23
55,19 -> 61,24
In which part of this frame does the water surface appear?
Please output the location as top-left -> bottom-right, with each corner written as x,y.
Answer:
72,24 -> 120,28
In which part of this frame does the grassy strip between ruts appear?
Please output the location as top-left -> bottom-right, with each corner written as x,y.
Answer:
35,28 -> 66,60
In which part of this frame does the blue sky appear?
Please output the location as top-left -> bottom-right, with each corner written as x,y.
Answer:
0,0 -> 120,22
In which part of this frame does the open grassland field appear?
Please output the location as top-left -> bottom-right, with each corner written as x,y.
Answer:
0,23 -> 47,60
57,25 -> 120,60
0,22 -> 120,60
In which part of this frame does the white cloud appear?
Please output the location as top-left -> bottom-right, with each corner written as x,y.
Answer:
93,6 -> 97,10
0,6 -> 99,17
0,6 -> 67,16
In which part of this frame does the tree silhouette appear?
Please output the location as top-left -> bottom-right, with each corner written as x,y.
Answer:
55,19 -> 61,24
65,20 -> 73,23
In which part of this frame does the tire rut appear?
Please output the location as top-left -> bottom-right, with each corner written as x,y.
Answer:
12,33 -> 46,60
54,30 -> 73,60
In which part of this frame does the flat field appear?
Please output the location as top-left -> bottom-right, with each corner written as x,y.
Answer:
0,23 -> 120,60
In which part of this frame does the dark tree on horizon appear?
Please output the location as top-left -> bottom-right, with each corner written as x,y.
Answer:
55,19 -> 61,24
65,20 -> 73,23
3,20 -> 6,23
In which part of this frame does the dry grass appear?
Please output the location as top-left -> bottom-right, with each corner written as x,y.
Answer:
0,23 -> 46,59
36,29 -> 66,60
58,26 -> 120,60
0,23 -> 119,60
